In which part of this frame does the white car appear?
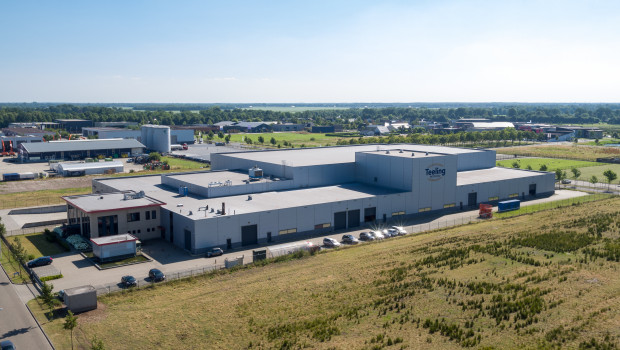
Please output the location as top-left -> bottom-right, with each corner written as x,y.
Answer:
372,231 -> 385,240
382,229 -> 394,238
323,237 -> 341,248
391,226 -> 407,235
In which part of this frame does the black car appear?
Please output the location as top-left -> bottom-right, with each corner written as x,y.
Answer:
121,275 -> 137,287
27,256 -> 53,268
148,268 -> 165,282
359,232 -> 375,241
0,340 -> 15,350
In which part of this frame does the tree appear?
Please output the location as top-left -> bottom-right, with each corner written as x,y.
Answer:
90,335 -> 106,350
603,169 -> 617,189
590,175 -> 598,185
207,131 -> 214,140
217,131 -> 224,139
148,152 -> 160,162
571,168 -> 581,180
245,137 -> 253,145
270,137 -> 276,145
539,164 -> 548,171
224,134 -> 231,143
526,165 -> 533,170
41,281 -> 57,317
64,310 -> 78,350
555,169 -> 567,183
12,237 -> 27,276
512,161 -> 520,169
257,136 -> 264,144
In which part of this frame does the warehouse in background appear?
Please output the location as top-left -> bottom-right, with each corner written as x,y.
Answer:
18,138 -> 146,162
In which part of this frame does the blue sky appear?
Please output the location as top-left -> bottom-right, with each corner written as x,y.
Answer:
1,0 -> 619,103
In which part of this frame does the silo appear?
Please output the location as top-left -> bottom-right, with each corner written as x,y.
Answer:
152,125 -> 171,153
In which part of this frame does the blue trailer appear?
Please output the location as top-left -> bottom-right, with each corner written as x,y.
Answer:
498,199 -> 520,212
2,173 -> 20,181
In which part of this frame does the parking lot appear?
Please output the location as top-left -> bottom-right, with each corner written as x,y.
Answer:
41,189 -> 589,294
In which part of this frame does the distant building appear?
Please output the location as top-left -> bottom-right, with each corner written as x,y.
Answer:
272,123 -> 306,132
385,121 -> 411,132
463,122 -> 515,131
19,139 -> 146,162
223,122 -> 275,133
82,126 -> 195,146
8,122 -> 59,130
54,119 -> 94,133
311,125 -> 343,133
94,121 -> 138,128
361,125 -> 391,136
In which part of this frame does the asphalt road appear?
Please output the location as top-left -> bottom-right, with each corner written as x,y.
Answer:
0,269 -> 53,350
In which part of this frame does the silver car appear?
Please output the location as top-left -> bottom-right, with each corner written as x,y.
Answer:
372,231 -> 385,239
391,226 -> 407,235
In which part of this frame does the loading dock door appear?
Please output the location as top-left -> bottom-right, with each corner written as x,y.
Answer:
348,209 -> 360,228
468,192 -> 477,207
529,184 -> 537,196
334,211 -> 346,230
364,207 -> 376,222
241,224 -> 258,246
184,229 -> 192,251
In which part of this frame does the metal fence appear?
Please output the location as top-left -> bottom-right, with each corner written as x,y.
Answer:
93,263 -> 227,295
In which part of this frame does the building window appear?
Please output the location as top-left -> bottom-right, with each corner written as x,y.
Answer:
151,210 -> 157,220
147,228 -> 150,232
138,229 -> 141,233
444,203 -> 456,208
419,207 -> 431,212
488,196 -> 499,201
314,223 -> 331,230
127,212 -> 140,222
392,211 -> 405,216
146,211 -> 151,220
508,193 -> 519,198
279,228 -> 297,235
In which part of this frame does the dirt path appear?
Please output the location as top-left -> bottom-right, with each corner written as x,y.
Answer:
0,176 -> 92,194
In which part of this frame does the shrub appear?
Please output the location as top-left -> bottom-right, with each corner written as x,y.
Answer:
40,274 -> 63,282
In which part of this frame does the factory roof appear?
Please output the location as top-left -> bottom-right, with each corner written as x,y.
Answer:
457,167 -> 548,186
62,191 -> 165,213
54,119 -> 91,122
82,127 -> 129,132
58,161 -> 124,171
165,170 -> 283,187
217,144 -> 483,167
95,175 -> 402,219
91,234 -> 138,246
469,122 -> 515,128
21,138 -> 145,153
361,149 -> 444,158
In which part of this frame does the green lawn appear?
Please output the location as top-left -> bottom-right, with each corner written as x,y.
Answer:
19,232 -> 68,257
584,138 -> 620,146
210,132 -> 357,147
496,157 -> 599,171
574,164 -> 620,184
0,187 -> 91,210
1,241 -> 30,283
160,156 -> 208,170
493,193 -> 615,218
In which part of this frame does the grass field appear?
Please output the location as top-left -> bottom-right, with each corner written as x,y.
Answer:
574,164 -> 620,184
584,138 -> 620,146
497,144 -> 620,161
160,156 -> 208,170
215,132 -> 358,147
496,158 -> 599,171
18,232 -> 67,257
0,187 -> 91,209
31,197 -> 620,350
0,240 -> 29,283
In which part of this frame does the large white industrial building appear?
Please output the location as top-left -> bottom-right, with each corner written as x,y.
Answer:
66,144 -> 554,253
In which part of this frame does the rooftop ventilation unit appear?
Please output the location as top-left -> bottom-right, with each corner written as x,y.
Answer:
411,152 -> 415,157
249,165 -> 263,181
386,150 -> 390,154
399,149 -> 403,153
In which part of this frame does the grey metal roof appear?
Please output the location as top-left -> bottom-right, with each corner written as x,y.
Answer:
457,167 -> 548,186
58,161 -> 124,171
63,191 -> 165,213
22,139 -> 145,153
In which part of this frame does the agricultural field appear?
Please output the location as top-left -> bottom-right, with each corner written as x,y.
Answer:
31,197 -> 620,349
497,144 -> 620,161
218,132 -> 358,147
0,187 -> 90,209
496,158 -> 598,171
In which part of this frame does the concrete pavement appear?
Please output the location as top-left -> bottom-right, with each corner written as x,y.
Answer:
0,269 -> 53,349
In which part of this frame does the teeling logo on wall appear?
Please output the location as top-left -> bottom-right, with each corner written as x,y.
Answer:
425,163 -> 446,181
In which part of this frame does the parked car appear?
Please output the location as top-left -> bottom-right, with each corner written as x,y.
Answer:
387,228 -> 400,237
121,275 -> 137,287
381,229 -> 394,238
359,232 -> 375,241
372,231 -> 385,240
148,268 -> 166,282
27,256 -> 53,268
1,340 -> 15,350
342,234 -> 359,244
391,226 -> 407,235
207,247 -> 224,257
561,179 -> 571,184
323,237 -> 341,248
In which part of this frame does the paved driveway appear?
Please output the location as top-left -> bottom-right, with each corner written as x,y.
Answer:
48,190 -> 591,293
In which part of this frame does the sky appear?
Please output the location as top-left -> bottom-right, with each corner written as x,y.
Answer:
1,0 -> 620,103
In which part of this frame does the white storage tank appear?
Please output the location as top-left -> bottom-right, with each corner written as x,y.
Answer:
141,125 -> 171,153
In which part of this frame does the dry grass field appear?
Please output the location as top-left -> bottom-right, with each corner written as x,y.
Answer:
31,198 -> 620,350
497,144 -> 620,161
